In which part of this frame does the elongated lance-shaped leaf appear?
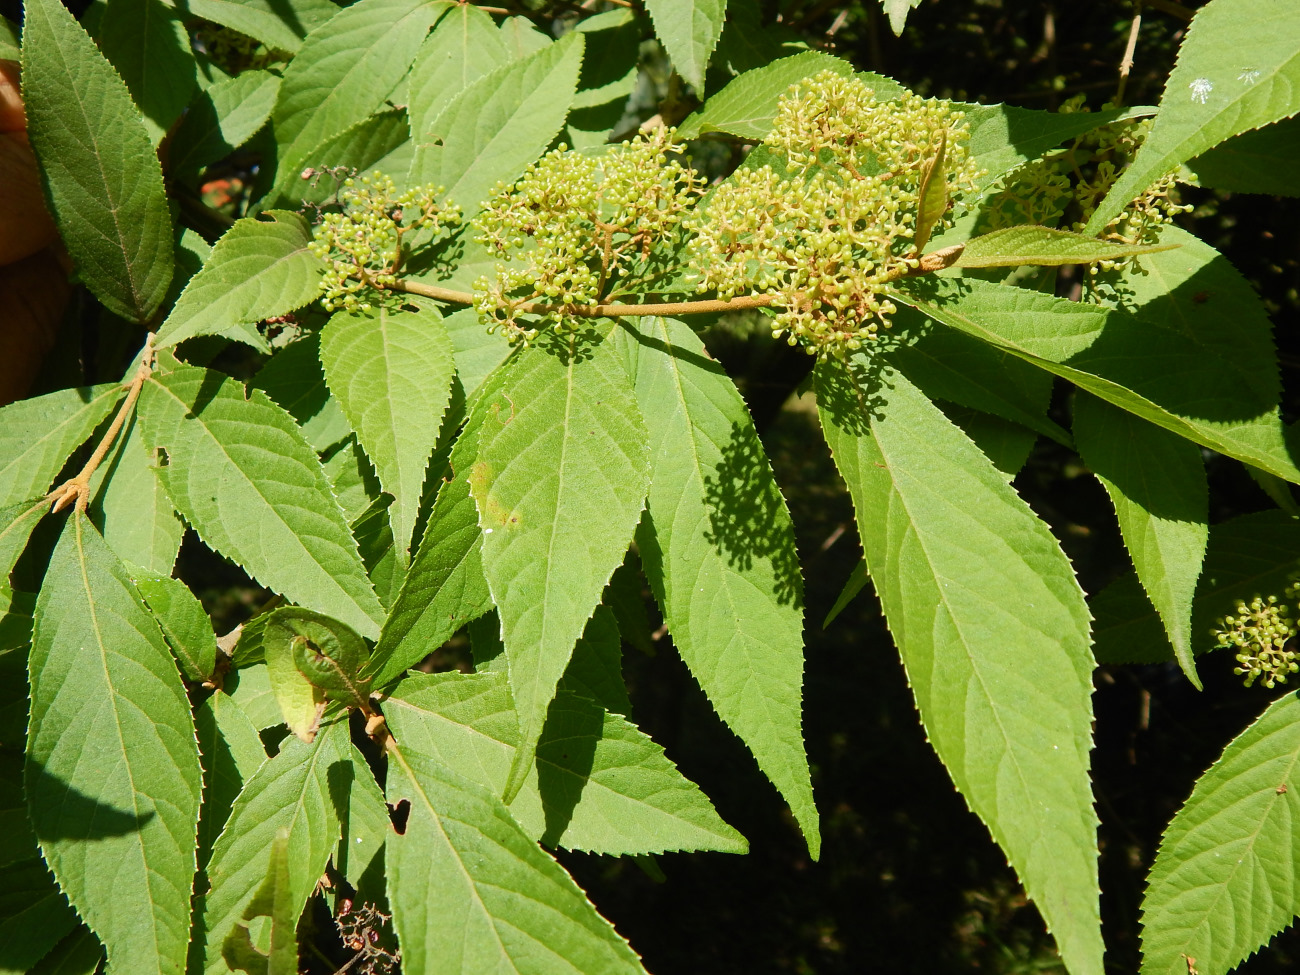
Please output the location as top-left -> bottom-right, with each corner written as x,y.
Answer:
951,226 -> 1179,269
320,303 -> 456,563
26,512 -> 202,975
472,330 -> 651,802
1086,0 -> 1300,233
1141,691 -> 1300,975
128,567 -> 219,684
1073,394 -> 1207,687
194,690 -> 266,871
815,358 -> 1101,975
407,3 -> 511,145
88,412 -> 185,575
385,671 -> 746,854
409,32 -> 584,214
97,0 -> 197,143
140,366 -> 384,638
0,384 -> 122,510
183,0 -> 339,54
200,717 -> 350,975
643,0 -> 726,92
912,129 -> 948,254
21,0 -> 172,323
893,230 -> 1296,482
365,359 -> 513,689
271,0 -> 446,180
616,317 -> 819,857
221,829 -> 296,975
155,211 -> 324,352
169,69 -> 282,181
1092,510 -> 1300,666
385,744 -> 648,975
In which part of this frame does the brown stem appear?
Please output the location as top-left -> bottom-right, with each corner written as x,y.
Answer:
388,277 -> 777,317
48,335 -> 156,514
1115,3 -> 1143,106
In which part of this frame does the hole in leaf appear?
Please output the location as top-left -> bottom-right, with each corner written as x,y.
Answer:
388,799 -> 410,835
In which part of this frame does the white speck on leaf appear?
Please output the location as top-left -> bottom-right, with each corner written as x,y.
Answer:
1238,67 -> 1260,85
1189,77 -> 1214,103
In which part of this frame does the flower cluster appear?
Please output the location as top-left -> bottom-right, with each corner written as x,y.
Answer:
309,172 -> 461,313
689,71 -> 981,356
472,128 -> 704,341
984,100 -> 1191,277
1212,586 -> 1300,689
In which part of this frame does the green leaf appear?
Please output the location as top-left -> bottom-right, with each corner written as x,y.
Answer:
1140,690 -> 1300,975
195,690 -> 267,870
0,501 -> 48,583
88,412 -> 185,575
823,560 -> 868,629
1184,117 -> 1300,198
127,566 -> 219,683
1073,394 -> 1207,687
881,0 -> 922,35
385,745 -> 648,974
618,317 -> 819,857
677,51 -> 856,140
951,226 -> 1179,269
221,829 -> 296,975
498,16 -> 551,58
320,303 -> 456,563
643,0 -> 726,92
183,0 -> 340,54
97,0 -> 197,143
262,613 -> 328,743
884,308 -> 1068,445
913,129 -> 948,254
409,32 -> 584,215
557,604 -> 632,717
169,69 -> 282,181
271,0 -> 445,179
1086,0 -> 1300,232
406,3 -> 511,144
251,332 -> 351,454
139,365 -> 385,639
154,211 -> 324,353
0,589 -> 35,654
894,230 -> 1297,482
200,717 -> 349,975
0,16 -> 17,59
29,927 -> 105,975
264,108 -> 412,209
815,358 -> 1101,975
335,745 -> 388,892
386,671 -> 746,855
943,406 -> 1039,481
352,493 -> 406,610
269,607 -> 373,709
21,0 -> 172,323
0,859 -> 78,974
225,663 -> 284,731
472,330 -> 650,802
444,306 -> 513,398
0,384 -> 122,510
1092,510 -> 1300,666
26,512 -> 202,975
364,362 -> 509,689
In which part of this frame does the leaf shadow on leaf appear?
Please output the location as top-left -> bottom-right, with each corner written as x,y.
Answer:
701,421 -> 803,606
810,350 -> 891,438
173,0 -> 315,44
534,693 -> 599,847
535,326 -> 603,365
25,760 -> 156,839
